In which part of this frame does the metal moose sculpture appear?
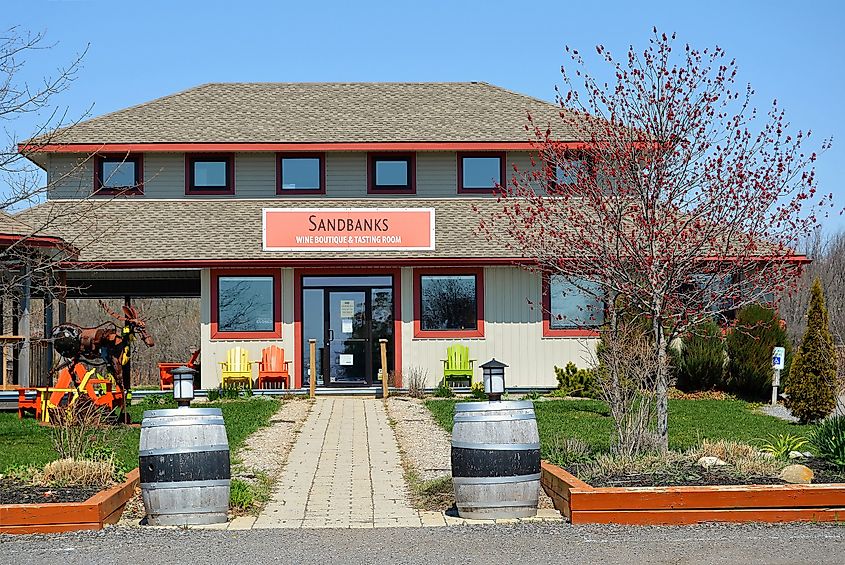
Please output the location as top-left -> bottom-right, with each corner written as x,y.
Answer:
51,301 -> 155,391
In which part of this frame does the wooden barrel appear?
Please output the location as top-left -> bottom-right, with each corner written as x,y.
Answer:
139,407 -> 230,525
451,400 -> 540,519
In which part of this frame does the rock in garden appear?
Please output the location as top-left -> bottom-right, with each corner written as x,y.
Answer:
788,450 -> 805,459
802,452 -> 814,458
697,456 -> 728,469
779,464 -> 814,484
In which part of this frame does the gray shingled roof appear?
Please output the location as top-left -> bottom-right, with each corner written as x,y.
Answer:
40,82 -> 575,145
13,198 -> 521,262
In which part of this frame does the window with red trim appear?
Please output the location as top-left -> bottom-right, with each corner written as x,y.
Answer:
457,152 -> 505,193
186,154 -> 234,195
277,153 -> 325,194
368,153 -> 415,194
548,156 -> 591,190
543,274 -> 603,337
211,269 -> 281,339
414,269 -> 484,338
94,154 -> 143,195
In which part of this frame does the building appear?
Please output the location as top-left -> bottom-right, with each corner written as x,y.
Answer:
14,82 -> 601,390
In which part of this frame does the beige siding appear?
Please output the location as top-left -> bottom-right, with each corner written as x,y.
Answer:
399,266 -> 597,389
142,153 -> 184,197
325,152 -> 367,197
47,151 -> 541,200
199,268 -> 296,388
47,154 -> 93,198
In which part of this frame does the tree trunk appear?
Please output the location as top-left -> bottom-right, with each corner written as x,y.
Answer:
653,313 -> 670,452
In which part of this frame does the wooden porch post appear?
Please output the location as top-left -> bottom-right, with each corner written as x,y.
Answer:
44,280 -> 55,373
18,262 -> 32,388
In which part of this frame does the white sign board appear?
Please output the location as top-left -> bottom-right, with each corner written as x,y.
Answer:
340,300 -> 355,318
339,354 -> 354,366
772,347 -> 785,370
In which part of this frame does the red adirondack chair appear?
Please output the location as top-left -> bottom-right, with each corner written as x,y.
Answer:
256,345 -> 290,389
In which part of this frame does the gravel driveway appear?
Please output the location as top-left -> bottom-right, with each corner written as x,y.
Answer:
2,522 -> 843,564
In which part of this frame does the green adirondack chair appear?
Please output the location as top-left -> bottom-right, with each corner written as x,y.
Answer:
442,344 -> 475,387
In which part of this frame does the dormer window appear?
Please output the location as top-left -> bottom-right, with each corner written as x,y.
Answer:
457,152 -> 505,193
186,154 -> 234,194
94,154 -> 143,195
368,153 -> 415,194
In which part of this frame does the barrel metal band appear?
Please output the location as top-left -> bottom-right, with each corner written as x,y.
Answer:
141,479 -> 231,490
451,441 -> 540,451
457,500 -> 540,509
139,444 -> 230,457
452,473 -> 541,485
142,418 -> 225,428
454,413 -> 536,422
454,400 -> 535,412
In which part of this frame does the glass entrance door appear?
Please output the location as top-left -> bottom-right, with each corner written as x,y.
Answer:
326,290 -> 368,385
300,275 -> 394,388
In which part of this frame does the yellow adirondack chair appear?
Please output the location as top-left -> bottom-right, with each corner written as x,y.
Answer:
219,347 -> 254,388
442,344 -> 475,387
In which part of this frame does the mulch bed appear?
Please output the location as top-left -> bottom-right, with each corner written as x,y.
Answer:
0,479 -> 102,505
567,458 -> 845,488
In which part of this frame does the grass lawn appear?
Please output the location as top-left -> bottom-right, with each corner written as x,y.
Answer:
426,398 -> 816,458
0,397 -> 281,474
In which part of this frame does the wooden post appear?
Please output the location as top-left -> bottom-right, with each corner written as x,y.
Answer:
379,338 -> 388,399
123,296 -> 132,424
44,285 -> 54,375
309,339 -> 317,399
18,262 -> 32,388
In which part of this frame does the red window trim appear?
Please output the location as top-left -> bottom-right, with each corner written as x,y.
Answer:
276,152 -> 326,195
541,273 -> 600,338
210,268 -> 282,340
93,153 -> 144,195
185,153 -> 235,195
367,153 -> 416,194
413,267 -> 484,338
457,151 -> 506,194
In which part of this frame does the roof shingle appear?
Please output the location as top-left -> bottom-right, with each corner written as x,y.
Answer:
39,82 -> 576,145
13,198 -> 519,262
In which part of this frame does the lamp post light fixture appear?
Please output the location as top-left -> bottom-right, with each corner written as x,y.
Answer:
171,365 -> 196,407
480,358 -> 507,401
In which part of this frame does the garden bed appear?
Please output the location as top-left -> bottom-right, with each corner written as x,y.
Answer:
0,468 -> 139,534
541,461 -> 845,525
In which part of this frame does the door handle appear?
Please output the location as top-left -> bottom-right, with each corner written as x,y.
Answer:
328,329 -> 334,342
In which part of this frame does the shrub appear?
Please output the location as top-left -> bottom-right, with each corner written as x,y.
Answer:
811,415 -> 845,469
229,478 -> 255,511
673,320 -> 726,392
470,381 -> 487,400
207,387 -> 220,402
404,367 -> 428,399
784,279 -> 838,423
39,458 -> 116,488
545,436 -> 593,468
554,362 -> 598,398
432,380 -> 454,398
760,433 -> 809,459
49,397 -> 107,461
726,304 -> 792,400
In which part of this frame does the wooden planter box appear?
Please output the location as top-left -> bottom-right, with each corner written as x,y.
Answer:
541,461 -> 845,525
0,468 -> 139,534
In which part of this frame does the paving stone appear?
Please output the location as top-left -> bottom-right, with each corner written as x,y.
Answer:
253,398 -> 418,530
228,516 -> 257,530
536,509 -> 563,519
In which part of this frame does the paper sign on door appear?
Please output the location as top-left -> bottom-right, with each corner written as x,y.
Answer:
341,319 -> 353,334
340,300 -> 355,318
339,354 -> 354,366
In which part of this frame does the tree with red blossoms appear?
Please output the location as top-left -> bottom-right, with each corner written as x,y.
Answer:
486,30 -> 834,451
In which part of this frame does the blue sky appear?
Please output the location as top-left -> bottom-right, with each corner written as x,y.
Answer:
7,0 -> 845,228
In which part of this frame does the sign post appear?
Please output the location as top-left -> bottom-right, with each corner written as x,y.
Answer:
771,346 -> 785,406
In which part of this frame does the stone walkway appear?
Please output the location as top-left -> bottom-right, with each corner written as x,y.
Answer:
252,398 -> 421,529
196,397 -> 562,530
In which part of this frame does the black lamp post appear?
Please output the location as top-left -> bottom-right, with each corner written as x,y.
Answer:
480,358 -> 507,401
